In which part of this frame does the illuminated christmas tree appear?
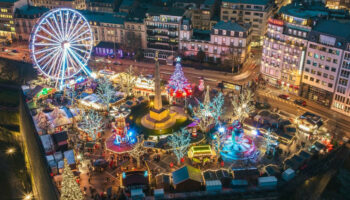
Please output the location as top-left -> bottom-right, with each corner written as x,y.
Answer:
167,57 -> 192,98
60,159 -> 84,200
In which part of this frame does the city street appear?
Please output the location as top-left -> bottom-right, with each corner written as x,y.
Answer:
257,87 -> 350,138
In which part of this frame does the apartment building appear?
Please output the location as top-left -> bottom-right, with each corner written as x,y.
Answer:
85,0 -> 114,13
0,0 -> 26,42
191,0 -> 217,30
180,19 -> 252,64
301,20 -> 350,107
326,0 -> 350,10
144,6 -> 184,60
31,0 -> 76,9
14,6 -> 49,41
220,0 -> 274,42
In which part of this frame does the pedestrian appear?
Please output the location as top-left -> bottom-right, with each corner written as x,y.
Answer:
88,177 -> 91,183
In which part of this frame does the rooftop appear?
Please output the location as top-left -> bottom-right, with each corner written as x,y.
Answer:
80,10 -> 124,24
193,29 -> 211,41
120,0 -> 134,7
146,6 -> 185,17
279,2 -> 349,20
222,0 -> 271,6
172,165 -> 203,185
15,5 -> 49,17
0,0 -> 19,3
313,20 -> 350,39
213,21 -> 250,32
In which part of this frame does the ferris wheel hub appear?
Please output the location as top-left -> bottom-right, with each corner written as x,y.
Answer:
62,41 -> 71,49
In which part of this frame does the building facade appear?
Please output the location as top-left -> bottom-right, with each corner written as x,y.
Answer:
220,0 -> 274,42
0,0 -> 26,42
85,0 -> 114,13
190,0 -> 217,30
261,18 -> 310,94
14,6 -> 49,41
301,20 -> 350,107
144,7 -> 184,60
31,0 -> 76,9
180,20 -> 251,64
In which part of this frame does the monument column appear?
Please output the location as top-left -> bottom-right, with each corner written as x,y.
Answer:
154,51 -> 162,110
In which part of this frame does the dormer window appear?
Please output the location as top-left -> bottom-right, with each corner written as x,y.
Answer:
223,30 -> 226,35
231,31 -> 234,36
214,29 -> 218,34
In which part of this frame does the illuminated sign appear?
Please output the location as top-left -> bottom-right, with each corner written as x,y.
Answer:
268,18 -> 284,26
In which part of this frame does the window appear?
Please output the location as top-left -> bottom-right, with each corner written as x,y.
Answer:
313,62 -> 317,67
305,68 -> 310,72
231,31 -> 234,36
325,66 -> 330,70
316,79 -> 320,83
328,83 -> 333,88
333,59 -> 338,64
339,78 -> 348,86
311,69 -> 316,74
310,77 -> 314,81
317,71 -> 322,76
326,57 -> 332,62
331,67 -> 336,72
314,53 -> 319,59
223,30 -> 226,35
320,55 -> 325,60
308,52 -> 313,57
304,75 -> 308,80
330,75 -> 334,80
306,60 -> 311,64
323,73 -> 328,78
319,64 -> 324,69
214,29 -> 218,34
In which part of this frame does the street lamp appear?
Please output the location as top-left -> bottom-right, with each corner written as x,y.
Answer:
6,147 -> 16,155
23,193 -> 33,200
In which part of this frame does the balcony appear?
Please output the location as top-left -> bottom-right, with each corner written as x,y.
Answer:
147,44 -> 178,51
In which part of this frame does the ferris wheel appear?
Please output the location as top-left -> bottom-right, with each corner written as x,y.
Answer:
30,8 -> 93,87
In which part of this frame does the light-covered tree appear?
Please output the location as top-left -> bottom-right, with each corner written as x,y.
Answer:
168,128 -> 191,165
211,92 -> 224,125
128,135 -> 145,168
231,88 -> 255,123
96,76 -> 115,112
60,159 -> 84,200
120,65 -> 136,97
193,86 -> 224,132
79,110 -> 104,141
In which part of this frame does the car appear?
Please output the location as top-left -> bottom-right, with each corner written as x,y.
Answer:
11,49 -> 18,53
278,94 -> 290,100
294,99 -> 307,106
113,61 -> 122,65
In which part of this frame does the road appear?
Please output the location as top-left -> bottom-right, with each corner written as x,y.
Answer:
257,87 -> 350,138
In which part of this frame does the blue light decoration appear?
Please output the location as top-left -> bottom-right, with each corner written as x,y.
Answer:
252,129 -> 259,136
218,127 -> 225,133
122,172 -> 126,179
144,171 -> 148,177
30,8 -> 94,89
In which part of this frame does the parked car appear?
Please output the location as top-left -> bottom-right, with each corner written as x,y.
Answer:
278,94 -> 290,100
11,49 -> 18,53
294,99 -> 306,106
113,61 -> 122,65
